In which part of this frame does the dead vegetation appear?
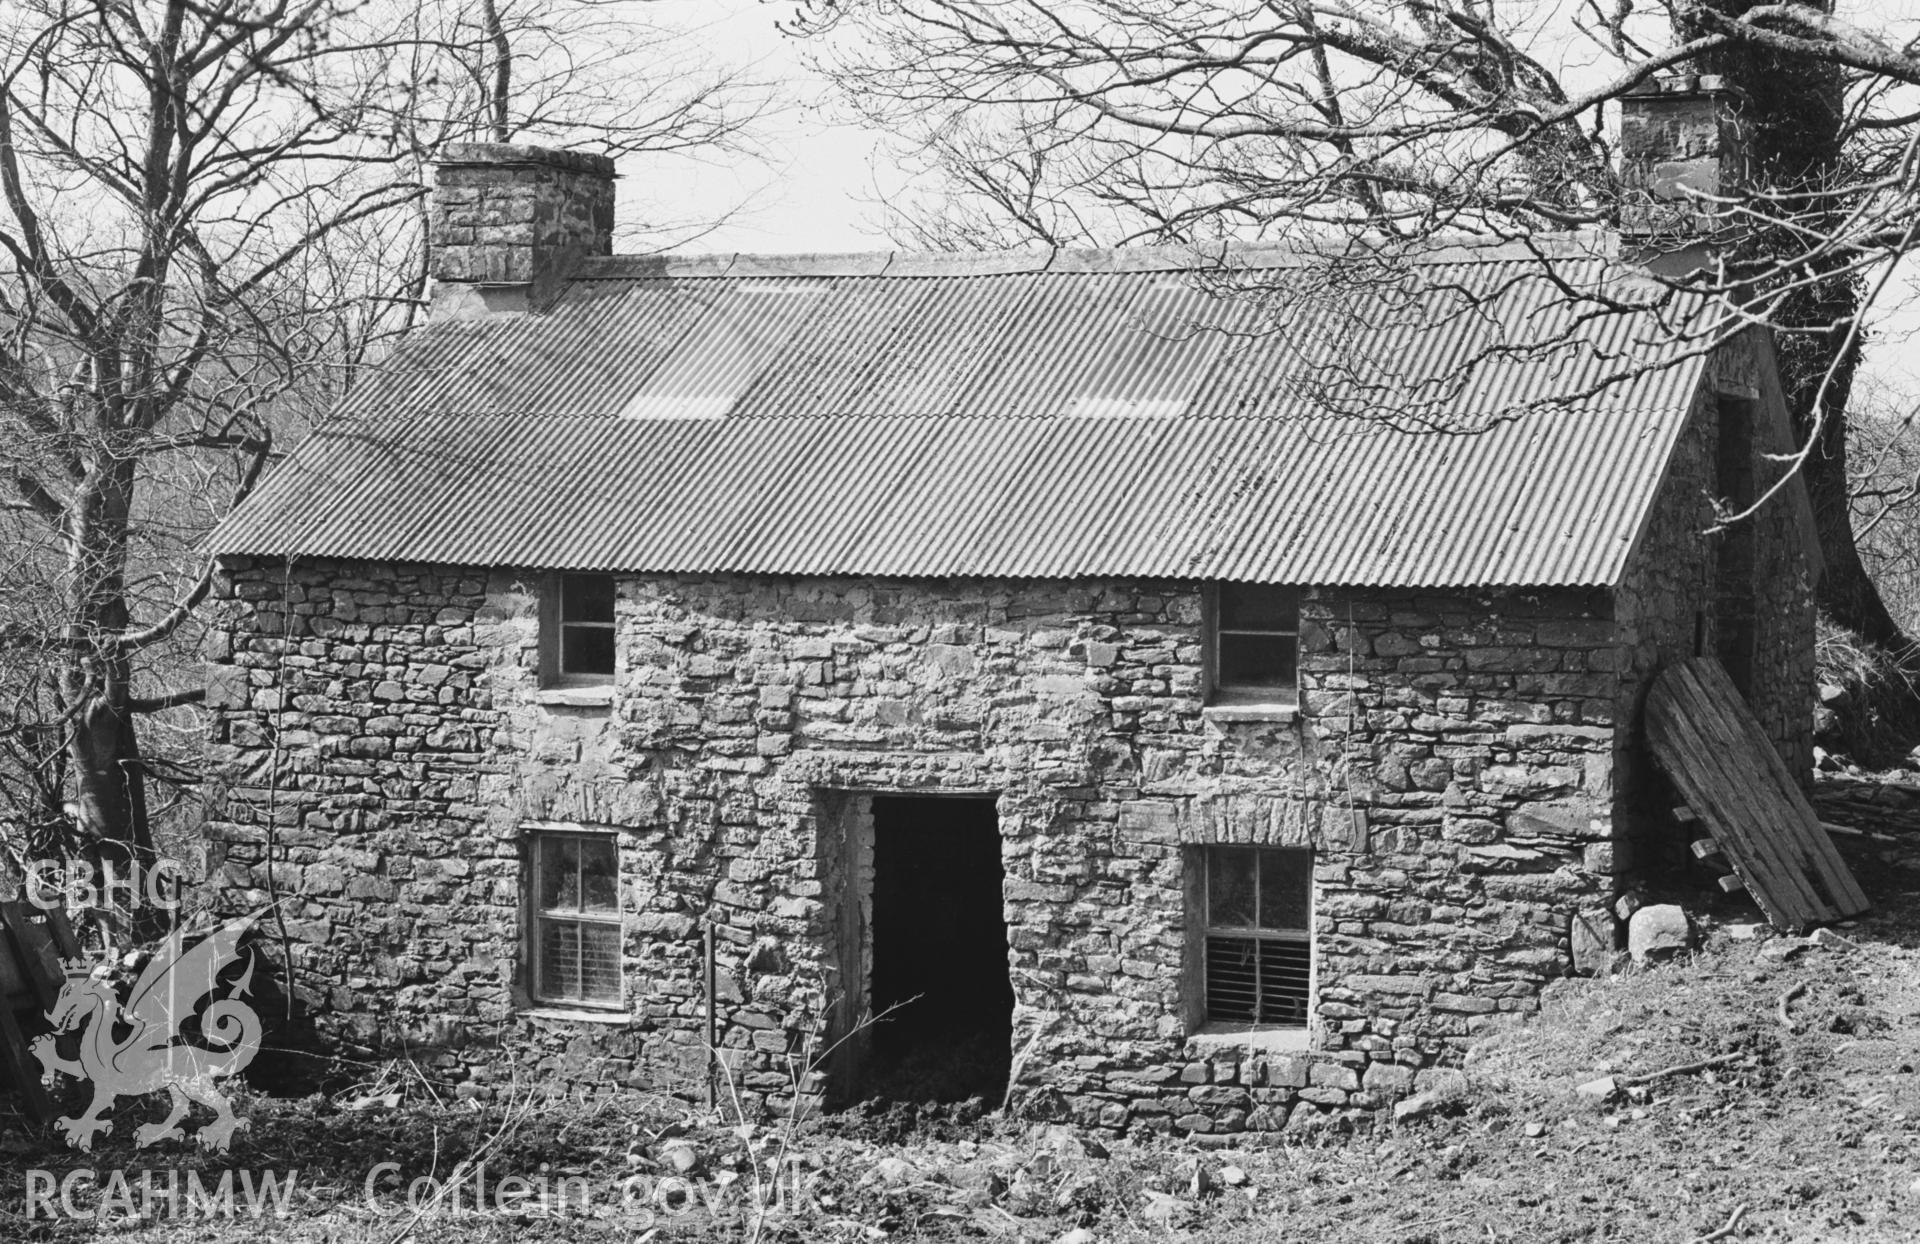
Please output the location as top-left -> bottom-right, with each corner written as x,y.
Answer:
1814,617 -> 1920,767
5,928 -> 1920,1240
4,777 -> 1920,1242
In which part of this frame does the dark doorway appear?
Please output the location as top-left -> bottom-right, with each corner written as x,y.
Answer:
864,795 -> 1013,1103
1714,397 -> 1757,697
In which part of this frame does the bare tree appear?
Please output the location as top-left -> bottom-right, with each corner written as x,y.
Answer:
0,0 -> 771,908
379,0 -> 776,246
1850,374 -> 1920,618
794,0 -> 1920,649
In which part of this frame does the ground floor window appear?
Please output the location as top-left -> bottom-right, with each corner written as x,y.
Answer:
526,827 -> 622,1007
1202,846 -> 1312,1027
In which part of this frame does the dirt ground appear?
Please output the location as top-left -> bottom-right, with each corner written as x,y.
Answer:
3,770 -> 1920,1242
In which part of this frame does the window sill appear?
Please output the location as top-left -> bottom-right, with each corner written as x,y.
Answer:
535,684 -> 614,709
1202,703 -> 1299,725
1187,1024 -> 1310,1053
520,1005 -> 631,1025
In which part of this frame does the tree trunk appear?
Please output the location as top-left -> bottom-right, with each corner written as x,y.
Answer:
1782,291 -> 1909,652
480,0 -> 513,142
59,454 -> 160,940
1691,0 -> 1911,651
65,690 -> 152,860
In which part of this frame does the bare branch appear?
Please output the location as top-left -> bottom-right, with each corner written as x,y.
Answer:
128,686 -> 205,713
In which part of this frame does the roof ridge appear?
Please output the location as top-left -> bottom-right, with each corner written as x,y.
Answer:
573,232 -> 1623,281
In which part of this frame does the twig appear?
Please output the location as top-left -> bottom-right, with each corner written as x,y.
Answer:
406,1057 -> 447,1110
381,1073 -> 536,1244
1689,1203 -> 1747,1243
1778,982 -> 1808,1029
1621,1051 -> 1746,1087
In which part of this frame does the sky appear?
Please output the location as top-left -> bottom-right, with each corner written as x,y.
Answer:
639,1 -> 888,255
637,0 -> 1920,392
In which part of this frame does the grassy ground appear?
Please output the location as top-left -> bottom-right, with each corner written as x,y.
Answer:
5,772 -> 1920,1242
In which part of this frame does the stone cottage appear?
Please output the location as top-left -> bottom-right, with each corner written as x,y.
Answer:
200,81 -> 1819,1133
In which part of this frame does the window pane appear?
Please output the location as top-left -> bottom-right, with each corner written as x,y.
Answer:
1205,935 -> 1259,1022
1218,633 -> 1296,688
539,836 -> 579,910
562,625 -> 616,676
580,838 -> 618,912
561,574 -> 616,623
1220,584 -> 1298,631
1207,847 -> 1257,927
580,923 -> 622,1003
1256,939 -> 1311,1025
1205,935 -> 1310,1027
1259,850 -> 1312,931
539,919 -> 581,1000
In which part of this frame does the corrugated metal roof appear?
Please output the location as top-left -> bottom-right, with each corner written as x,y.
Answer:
214,239 -> 1728,586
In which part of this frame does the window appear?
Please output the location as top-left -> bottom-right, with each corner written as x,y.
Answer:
1211,584 -> 1299,704
544,573 -> 616,684
1201,846 -> 1311,1028
527,829 -> 622,1007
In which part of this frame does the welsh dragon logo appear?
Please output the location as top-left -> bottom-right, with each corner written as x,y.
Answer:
30,909 -> 264,1153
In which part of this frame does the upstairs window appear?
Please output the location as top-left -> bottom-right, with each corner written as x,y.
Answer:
1211,584 -> 1299,705
542,573 -> 616,685
1201,846 -> 1312,1029
528,828 -> 622,1008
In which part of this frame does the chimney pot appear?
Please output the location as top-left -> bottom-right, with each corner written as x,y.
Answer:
430,143 -> 616,319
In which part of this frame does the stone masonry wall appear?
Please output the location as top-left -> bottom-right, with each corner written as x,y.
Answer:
204,565 -> 1623,1135
1612,332 -> 1817,879
1619,78 -> 1746,243
1294,586 -> 1621,1102
430,144 -> 614,310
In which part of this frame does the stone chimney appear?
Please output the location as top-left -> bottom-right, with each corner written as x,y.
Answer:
430,143 -> 616,318
1619,75 -> 1748,263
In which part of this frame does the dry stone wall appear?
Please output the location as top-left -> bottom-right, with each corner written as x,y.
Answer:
202,563 -> 1632,1135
